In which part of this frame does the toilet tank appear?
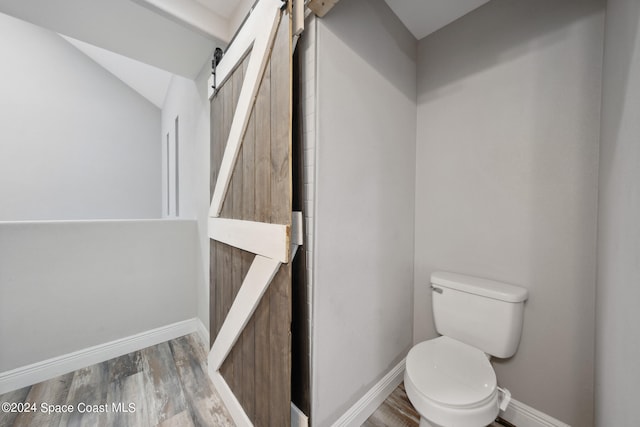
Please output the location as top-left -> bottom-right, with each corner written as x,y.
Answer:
431,272 -> 528,358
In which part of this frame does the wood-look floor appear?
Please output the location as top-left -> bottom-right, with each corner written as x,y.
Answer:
363,383 -> 506,427
0,333 -> 234,427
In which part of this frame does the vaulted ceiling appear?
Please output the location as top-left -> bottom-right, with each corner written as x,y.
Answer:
0,0 -> 495,79
0,0 -> 494,107
0,0 -> 252,79
383,0 -> 492,40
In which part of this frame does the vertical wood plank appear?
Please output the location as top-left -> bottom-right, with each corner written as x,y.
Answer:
255,61 -> 272,224
219,243 -> 233,385
210,91 -> 222,346
210,86 -> 221,199
241,109 -> 257,421
230,60 -> 246,403
215,240 -> 224,339
220,77 -> 235,219
253,47 -> 273,427
242,103 -> 257,225
253,290 -> 271,427
269,265 -> 292,427
242,52 -> 251,118
215,83 -> 230,342
268,13 -> 293,427
270,12 -> 292,227
210,238 -> 217,346
219,73 -> 236,386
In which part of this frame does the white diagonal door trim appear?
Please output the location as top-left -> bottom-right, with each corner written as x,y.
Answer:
208,255 -> 281,371
208,0 -> 283,218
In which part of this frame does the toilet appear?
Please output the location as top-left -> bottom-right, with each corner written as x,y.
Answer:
405,272 -> 528,427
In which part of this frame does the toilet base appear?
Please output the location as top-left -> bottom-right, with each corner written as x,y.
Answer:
419,417 -> 494,427
419,417 -> 441,427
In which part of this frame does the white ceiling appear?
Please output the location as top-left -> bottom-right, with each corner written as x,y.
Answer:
0,0 -> 232,79
0,0 -> 492,109
0,0 -> 252,110
194,0 -> 239,18
0,0 -> 494,80
383,0 -> 492,40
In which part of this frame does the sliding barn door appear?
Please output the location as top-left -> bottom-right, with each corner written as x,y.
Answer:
208,1 -> 297,426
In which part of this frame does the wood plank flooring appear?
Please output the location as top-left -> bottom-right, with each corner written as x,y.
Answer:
363,382 -> 506,427
363,383 -> 420,427
0,333 -> 234,427
1,340 -> 514,427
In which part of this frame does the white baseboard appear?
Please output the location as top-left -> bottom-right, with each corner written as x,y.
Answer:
0,318 -> 203,395
292,402 -> 309,427
331,358 -> 406,427
501,398 -> 571,427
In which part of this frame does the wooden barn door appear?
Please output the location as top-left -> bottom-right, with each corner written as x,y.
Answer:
207,1 -> 299,426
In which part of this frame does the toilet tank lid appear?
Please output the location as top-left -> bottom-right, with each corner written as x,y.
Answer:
431,272 -> 528,303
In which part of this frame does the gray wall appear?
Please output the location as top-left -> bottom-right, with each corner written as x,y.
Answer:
596,0 -> 640,424
0,12 -> 161,221
160,62 -> 212,338
0,220 -> 197,373
312,0 -> 417,425
414,1 -> 604,425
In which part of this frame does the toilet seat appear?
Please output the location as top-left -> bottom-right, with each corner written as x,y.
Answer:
406,336 -> 497,408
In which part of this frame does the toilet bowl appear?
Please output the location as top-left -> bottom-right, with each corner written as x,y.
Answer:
406,272 -> 528,427
404,337 -> 499,427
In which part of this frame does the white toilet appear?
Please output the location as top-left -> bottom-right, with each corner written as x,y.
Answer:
405,272 -> 528,427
